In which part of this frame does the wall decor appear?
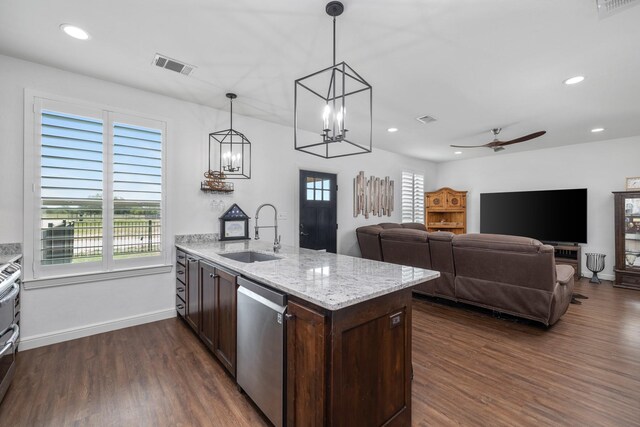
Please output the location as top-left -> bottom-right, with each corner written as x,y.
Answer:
219,203 -> 250,241
201,170 -> 234,193
353,171 -> 394,218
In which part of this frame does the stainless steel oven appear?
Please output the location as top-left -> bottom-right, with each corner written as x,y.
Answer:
0,258 -> 20,403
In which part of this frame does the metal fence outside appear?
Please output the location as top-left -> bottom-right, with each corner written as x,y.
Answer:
41,219 -> 161,263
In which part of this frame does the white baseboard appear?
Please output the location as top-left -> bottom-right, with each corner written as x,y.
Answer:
18,308 -> 177,351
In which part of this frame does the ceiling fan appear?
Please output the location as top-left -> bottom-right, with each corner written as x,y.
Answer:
450,128 -> 547,152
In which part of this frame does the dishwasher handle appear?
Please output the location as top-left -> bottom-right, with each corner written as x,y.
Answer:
238,286 -> 287,315
237,276 -> 287,307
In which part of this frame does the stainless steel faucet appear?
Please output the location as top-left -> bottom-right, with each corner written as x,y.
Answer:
254,203 -> 281,253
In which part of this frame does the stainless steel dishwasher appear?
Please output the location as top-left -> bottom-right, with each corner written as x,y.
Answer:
237,276 -> 287,427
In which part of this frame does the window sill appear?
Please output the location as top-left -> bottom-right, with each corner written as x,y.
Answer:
23,264 -> 173,290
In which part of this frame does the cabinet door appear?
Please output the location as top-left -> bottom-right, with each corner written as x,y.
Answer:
185,256 -> 200,331
427,190 -> 446,210
446,192 -> 465,209
286,301 -> 328,426
214,268 -> 238,376
200,261 -> 217,350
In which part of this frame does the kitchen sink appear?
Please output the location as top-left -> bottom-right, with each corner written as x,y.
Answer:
219,251 -> 282,263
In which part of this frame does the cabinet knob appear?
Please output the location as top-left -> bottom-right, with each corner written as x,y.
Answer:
210,273 -> 214,278
285,313 -> 295,320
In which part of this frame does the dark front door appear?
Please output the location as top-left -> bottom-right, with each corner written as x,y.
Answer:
299,170 -> 337,253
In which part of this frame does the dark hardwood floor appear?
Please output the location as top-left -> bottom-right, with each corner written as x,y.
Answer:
1,278 -> 639,426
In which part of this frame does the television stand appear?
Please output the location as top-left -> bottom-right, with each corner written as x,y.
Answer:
552,244 -> 582,280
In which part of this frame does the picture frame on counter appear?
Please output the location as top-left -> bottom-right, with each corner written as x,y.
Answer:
219,203 -> 250,240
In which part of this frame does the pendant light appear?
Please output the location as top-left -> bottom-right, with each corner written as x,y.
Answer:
294,1 -> 372,158
210,93 -> 251,179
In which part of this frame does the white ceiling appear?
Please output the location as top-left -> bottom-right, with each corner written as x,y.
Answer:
1,0 -> 639,162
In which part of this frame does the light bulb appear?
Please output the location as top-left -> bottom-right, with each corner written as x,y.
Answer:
322,105 -> 331,130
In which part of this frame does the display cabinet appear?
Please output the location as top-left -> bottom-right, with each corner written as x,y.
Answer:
613,191 -> 640,290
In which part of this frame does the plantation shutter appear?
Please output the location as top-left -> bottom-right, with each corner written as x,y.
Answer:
401,172 -> 414,223
413,174 -> 425,223
40,110 -> 104,265
113,122 -> 163,258
401,172 -> 425,223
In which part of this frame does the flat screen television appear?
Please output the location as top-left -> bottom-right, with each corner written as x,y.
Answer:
480,188 -> 587,244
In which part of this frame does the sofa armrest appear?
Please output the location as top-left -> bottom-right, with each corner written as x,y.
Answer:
556,265 -> 574,285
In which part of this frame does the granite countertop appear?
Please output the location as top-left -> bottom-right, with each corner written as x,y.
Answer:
0,243 -> 22,265
175,239 -> 439,311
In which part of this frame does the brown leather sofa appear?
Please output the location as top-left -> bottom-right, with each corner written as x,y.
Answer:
355,223 -> 574,326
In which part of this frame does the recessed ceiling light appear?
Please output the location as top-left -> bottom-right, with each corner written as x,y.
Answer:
387,127 -> 398,133
454,151 -> 462,155
591,127 -> 605,133
563,75 -> 585,85
60,24 -> 90,40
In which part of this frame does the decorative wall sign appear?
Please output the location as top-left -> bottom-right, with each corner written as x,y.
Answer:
219,203 -> 250,240
353,171 -> 394,218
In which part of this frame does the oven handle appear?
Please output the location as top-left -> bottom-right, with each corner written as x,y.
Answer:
0,282 -> 19,306
0,324 -> 19,357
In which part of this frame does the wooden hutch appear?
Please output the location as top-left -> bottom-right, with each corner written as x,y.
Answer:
424,187 -> 467,234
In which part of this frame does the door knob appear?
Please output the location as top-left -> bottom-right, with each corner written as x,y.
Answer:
300,231 -> 309,236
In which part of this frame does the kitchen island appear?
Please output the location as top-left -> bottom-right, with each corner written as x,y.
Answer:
175,237 -> 438,426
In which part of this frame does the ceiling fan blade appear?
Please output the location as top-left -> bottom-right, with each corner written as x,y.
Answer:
450,144 -> 491,148
496,131 -> 546,146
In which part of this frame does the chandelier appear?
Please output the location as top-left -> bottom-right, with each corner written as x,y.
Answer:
210,93 -> 251,179
294,1 -> 372,158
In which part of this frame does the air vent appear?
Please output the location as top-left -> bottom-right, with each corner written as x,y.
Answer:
597,0 -> 640,18
153,53 -> 196,76
416,115 -> 437,124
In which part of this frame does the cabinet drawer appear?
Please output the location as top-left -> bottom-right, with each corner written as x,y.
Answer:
176,249 -> 187,266
176,263 -> 186,283
176,279 -> 186,300
176,295 -> 186,317
616,271 -> 640,289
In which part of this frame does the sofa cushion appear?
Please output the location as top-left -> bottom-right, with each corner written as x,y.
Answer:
379,222 -> 403,229
453,233 -> 552,254
356,225 -> 385,261
380,229 -> 431,269
380,228 -> 428,243
356,225 -> 384,236
401,222 -> 427,231
556,265 -> 574,285
428,231 -> 455,242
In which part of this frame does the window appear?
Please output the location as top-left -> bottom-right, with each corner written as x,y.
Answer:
31,97 -> 166,279
401,172 -> 424,223
305,177 -> 332,201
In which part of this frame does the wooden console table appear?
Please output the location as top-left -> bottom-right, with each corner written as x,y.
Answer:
553,245 -> 581,280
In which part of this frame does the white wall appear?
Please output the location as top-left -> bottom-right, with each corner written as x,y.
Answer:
0,54 -> 434,348
435,137 -> 640,279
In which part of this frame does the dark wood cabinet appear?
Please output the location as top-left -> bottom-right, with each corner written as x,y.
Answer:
286,300 -> 328,427
614,191 -> 640,290
185,255 -> 200,331
200,261 -> 217,350
214,268 -> 238,376
286,289 -> 413,426
177,249 -> 239,377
